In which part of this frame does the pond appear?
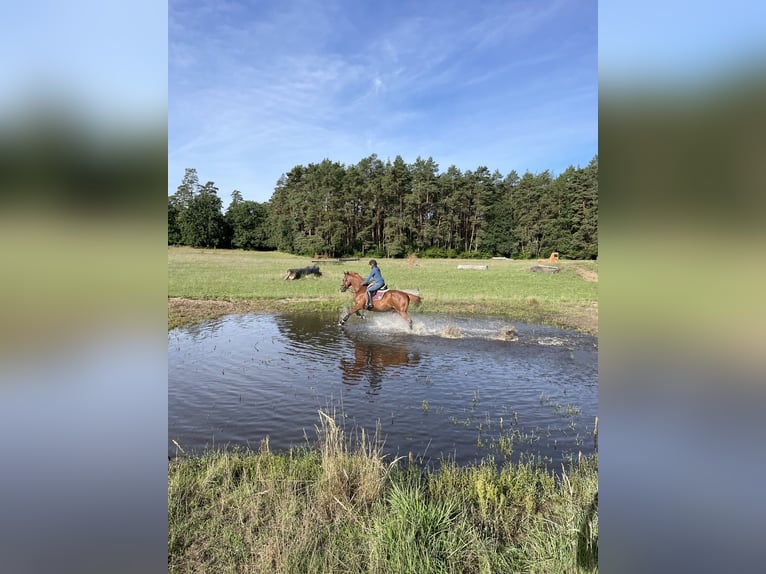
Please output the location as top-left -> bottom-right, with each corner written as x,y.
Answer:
169,311 -> 598,469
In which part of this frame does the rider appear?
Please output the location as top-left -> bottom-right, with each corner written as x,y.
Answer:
361,259 -> 385,310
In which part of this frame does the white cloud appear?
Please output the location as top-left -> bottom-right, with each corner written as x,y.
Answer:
169,0 -> 597,202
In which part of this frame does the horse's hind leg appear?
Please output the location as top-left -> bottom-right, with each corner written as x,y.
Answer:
398,310 -> 413,329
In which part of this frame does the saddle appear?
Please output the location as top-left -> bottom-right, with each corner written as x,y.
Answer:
372,285 -> 388,301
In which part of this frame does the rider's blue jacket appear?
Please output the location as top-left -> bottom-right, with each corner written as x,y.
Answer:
363,266 -> 384,291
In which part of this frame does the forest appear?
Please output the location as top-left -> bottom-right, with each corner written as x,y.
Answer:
168,154 -> 597,260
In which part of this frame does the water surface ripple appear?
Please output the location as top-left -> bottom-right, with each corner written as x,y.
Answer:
169,312 -> 598,468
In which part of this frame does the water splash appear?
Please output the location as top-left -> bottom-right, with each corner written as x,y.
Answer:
339,311 -> 580,346
537,337 -> 567,346
439,325 -> 463,339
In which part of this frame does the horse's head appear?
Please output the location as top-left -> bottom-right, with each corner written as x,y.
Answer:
339,272 -> 351,292
340,271 -> 362,293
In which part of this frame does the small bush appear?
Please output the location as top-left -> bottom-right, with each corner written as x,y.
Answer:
458,250 -> 493,259
422,247 -> 449,258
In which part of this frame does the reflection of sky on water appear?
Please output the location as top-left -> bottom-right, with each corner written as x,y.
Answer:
169,312 -> 597,468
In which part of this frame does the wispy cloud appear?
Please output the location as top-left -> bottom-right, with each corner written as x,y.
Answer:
169,0 -> 597,202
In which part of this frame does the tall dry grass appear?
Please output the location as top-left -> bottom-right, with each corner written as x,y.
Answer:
169,411 -> 598,573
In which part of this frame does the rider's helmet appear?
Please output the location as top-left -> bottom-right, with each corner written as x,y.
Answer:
368,259 -> 377,266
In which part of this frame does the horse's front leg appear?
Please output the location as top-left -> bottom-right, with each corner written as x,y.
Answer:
339,303 -> 366,326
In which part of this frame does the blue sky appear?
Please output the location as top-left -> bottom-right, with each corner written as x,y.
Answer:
1,1 -> 166,126
169,0 -> 597,204
599,1 -> 766,86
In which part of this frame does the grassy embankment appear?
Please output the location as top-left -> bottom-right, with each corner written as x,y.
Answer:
168,247 -> 599,572
168,246 -> 598,333
169,412 -> 598,573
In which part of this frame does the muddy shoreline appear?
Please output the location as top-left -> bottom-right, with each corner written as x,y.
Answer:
168,297 -> 598,335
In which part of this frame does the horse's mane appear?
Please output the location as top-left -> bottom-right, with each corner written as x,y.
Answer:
345,271 -> 363,279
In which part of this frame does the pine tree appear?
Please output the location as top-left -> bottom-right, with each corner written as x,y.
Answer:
178,181 -> 226,248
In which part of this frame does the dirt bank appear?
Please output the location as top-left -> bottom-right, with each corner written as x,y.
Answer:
169,297 -> 598,335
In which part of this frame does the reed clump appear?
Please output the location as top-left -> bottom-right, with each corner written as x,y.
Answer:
169,411 -> 598,573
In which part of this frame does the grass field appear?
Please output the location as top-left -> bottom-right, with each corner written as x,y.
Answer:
169,411 -> 598,573
168,247 -> 598,333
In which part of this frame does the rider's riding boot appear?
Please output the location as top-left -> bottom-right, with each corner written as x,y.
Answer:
366,292 -> 373,310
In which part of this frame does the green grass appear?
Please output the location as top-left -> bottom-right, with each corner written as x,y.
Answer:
169,411 -> 598,573
168,247 -> 598,333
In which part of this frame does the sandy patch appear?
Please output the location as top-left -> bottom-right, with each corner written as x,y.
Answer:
571,264 -> 598,282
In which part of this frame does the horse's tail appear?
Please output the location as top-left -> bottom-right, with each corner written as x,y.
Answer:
407,291 -> 422,307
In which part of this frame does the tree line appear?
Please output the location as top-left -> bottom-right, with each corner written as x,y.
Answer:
168,154 -> 597,259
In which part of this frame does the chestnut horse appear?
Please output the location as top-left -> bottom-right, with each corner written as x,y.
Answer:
338,271 -> 421,329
